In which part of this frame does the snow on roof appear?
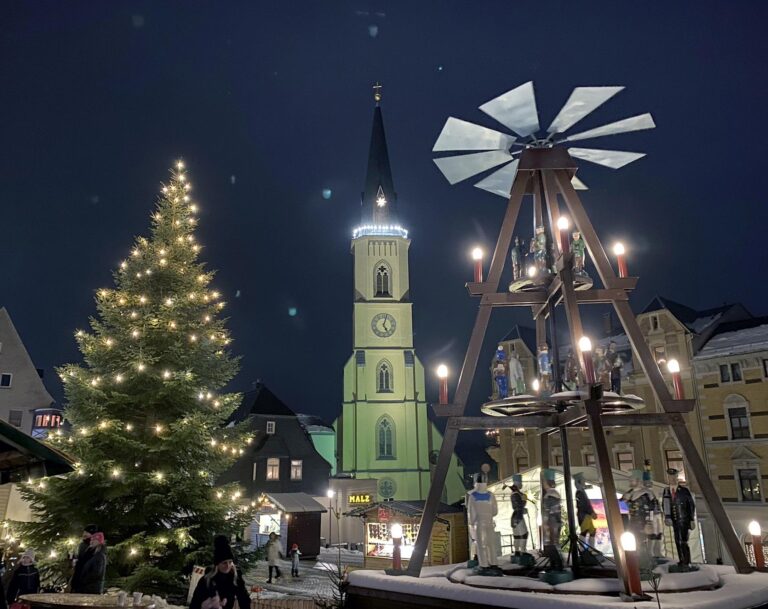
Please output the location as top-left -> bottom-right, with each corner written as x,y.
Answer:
696,321 -> 768,359
265,492 -> 327,513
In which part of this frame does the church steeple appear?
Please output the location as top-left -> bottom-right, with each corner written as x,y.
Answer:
361,83 -> 398,226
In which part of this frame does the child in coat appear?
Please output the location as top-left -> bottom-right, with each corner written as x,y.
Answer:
288,544 -> 301,577
6,550 -> 40,604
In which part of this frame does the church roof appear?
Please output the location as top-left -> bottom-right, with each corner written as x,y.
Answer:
360,101 -> 398,225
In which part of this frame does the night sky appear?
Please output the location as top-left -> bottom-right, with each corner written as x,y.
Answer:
2,2 -> 767,468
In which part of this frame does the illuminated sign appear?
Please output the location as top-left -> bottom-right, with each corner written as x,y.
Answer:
348,493 -> 373,506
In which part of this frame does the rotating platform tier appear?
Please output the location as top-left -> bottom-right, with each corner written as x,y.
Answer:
481,391 -> 644,418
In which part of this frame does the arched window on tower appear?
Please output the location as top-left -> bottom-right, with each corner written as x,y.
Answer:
377,360 -> 393,393
377,416 -> 395,459
375,262 -> 391,297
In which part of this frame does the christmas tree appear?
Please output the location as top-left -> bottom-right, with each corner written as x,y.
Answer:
18,161 -> 256,593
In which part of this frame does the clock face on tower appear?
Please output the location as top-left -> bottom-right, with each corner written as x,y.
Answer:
371,313 -> 397,338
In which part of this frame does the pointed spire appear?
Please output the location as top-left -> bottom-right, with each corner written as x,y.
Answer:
361,86 -> 398,225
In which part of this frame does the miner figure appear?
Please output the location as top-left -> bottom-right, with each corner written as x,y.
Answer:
493,346 -> 508,399
572,230 -> 586,274
541,469 -> 563,570
510,236 -> 523,280
662,468 -> 696,570
622,469 -> 657,565
467,465 -> 502,575
509,474 -> 529,557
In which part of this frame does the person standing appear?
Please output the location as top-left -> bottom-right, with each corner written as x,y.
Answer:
508,474 -> 529,557
265,533 -> 283,583
75,532 -> 107,594
574,473 -> 597,548
288,544 -> 301,577
70,524 -> 98,592
6,550 -> 40,604
662,468 -> 696,569
190,536 -> 250,609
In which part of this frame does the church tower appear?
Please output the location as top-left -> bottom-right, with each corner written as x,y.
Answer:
336,88 -> 464,503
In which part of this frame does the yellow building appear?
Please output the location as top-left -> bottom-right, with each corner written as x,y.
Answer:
487,296 -> 761,563
693,316 -> 768,558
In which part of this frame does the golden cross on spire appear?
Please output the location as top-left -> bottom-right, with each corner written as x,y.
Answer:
373,82 -> 383,105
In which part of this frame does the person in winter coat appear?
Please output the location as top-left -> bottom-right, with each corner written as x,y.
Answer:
74,532 -> 107,594
190,536 -> 251,609
6,550 -> 40,603
265,533 -> 282,583
288,544 -> 301,577
70,524 -> 98,592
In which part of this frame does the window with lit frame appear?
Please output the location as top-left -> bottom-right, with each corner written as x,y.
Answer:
266,458 -> 280,481
739,468 -> 761,502
290,459 -> 303,481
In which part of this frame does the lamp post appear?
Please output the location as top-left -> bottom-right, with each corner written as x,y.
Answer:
749,521 -> 764,570
667,359 -> 684,399
613,242 -> 628,278
557,216 -> 570,254
620,531 -> 643,598
578,336 -> 596,384
326,489 -> 335,549
471,247 -> 484,283
391,523 -> 403,571
437,365 -> 449,405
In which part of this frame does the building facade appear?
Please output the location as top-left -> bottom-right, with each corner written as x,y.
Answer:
0,308 -> 57,434
224,382 -> 332,497
487,296 -> 763,563
335,95 -> 464,504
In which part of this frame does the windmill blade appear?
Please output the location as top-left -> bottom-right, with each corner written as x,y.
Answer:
563,113 -> 656,142
571,175 -> 588,190
433,151 -> 513,185
479,82 -> 540,137
433,117 -> 516,152
546,86 -> 624,135
568,147 -> 646,169
474,160 -> 520,197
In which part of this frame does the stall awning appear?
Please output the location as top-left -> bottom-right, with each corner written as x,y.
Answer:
266,492 -> 327,513
0,419 -> 75,476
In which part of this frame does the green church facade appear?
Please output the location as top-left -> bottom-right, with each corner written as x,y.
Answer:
335,94 -> 464,504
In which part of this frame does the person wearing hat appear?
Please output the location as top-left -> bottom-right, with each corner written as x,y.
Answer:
6,550 -> 40,604
508,474 -> 529,557
69,525 -> 98,593
574,473 -> 597,548
73,532 -> 107,594
288,543 -> 301,578
662,468 -> 696,569
541,469 -> 563,571
467,465 -> 501,575
190,536 -> 250,609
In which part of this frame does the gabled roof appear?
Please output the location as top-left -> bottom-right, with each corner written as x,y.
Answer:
297,414 -> 335,433
231,382 -> 296,422
266,492 -> 327,514
0,418 -> 74,475
641,296 -> 745,334
499,324 -> 538,354
731,445 -> 761,462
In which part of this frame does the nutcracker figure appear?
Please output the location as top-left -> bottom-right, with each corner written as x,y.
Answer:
510,236 -> 523,280
509,474 -> 529,556
467,465 -> 502,575
572,230 -> 586,274
662,468 -> 697,570
541,469 -> 563,570
508,347 -> 525,395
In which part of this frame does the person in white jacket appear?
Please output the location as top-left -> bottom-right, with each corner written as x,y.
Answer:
265,532 -> 283,583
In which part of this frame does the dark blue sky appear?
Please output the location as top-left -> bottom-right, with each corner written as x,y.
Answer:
2,2 -> 767,467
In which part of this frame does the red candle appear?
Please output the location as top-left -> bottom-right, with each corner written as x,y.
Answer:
557,216 -> 570,255
667,359 -> 685,399
578,337 -> 596,385
437,365 -> 449,405
613,243 -> 628,278
472,247 -> 483,283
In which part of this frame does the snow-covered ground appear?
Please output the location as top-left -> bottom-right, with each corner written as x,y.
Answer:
348,564 -> 768,609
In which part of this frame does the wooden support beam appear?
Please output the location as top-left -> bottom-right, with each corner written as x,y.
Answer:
405,172 -> 530,577
465,282 -> 497,296
447,415 -> 558,431
429,404 -> 464,417
600,412 -> 685,427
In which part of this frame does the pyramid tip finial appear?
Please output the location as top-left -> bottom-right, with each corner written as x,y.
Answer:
373,82 -> 382,105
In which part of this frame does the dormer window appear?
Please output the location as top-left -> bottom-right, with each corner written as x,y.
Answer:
266,421 -> 275,434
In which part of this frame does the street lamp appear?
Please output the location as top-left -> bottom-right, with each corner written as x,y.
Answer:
471,247 -> 484,283
326,489 -> 335,549
391,523 -> 404,570
749,521 -> 764,570
437,364 -> 449,405
613,242 -> 628,278
667,359 -> 684,399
